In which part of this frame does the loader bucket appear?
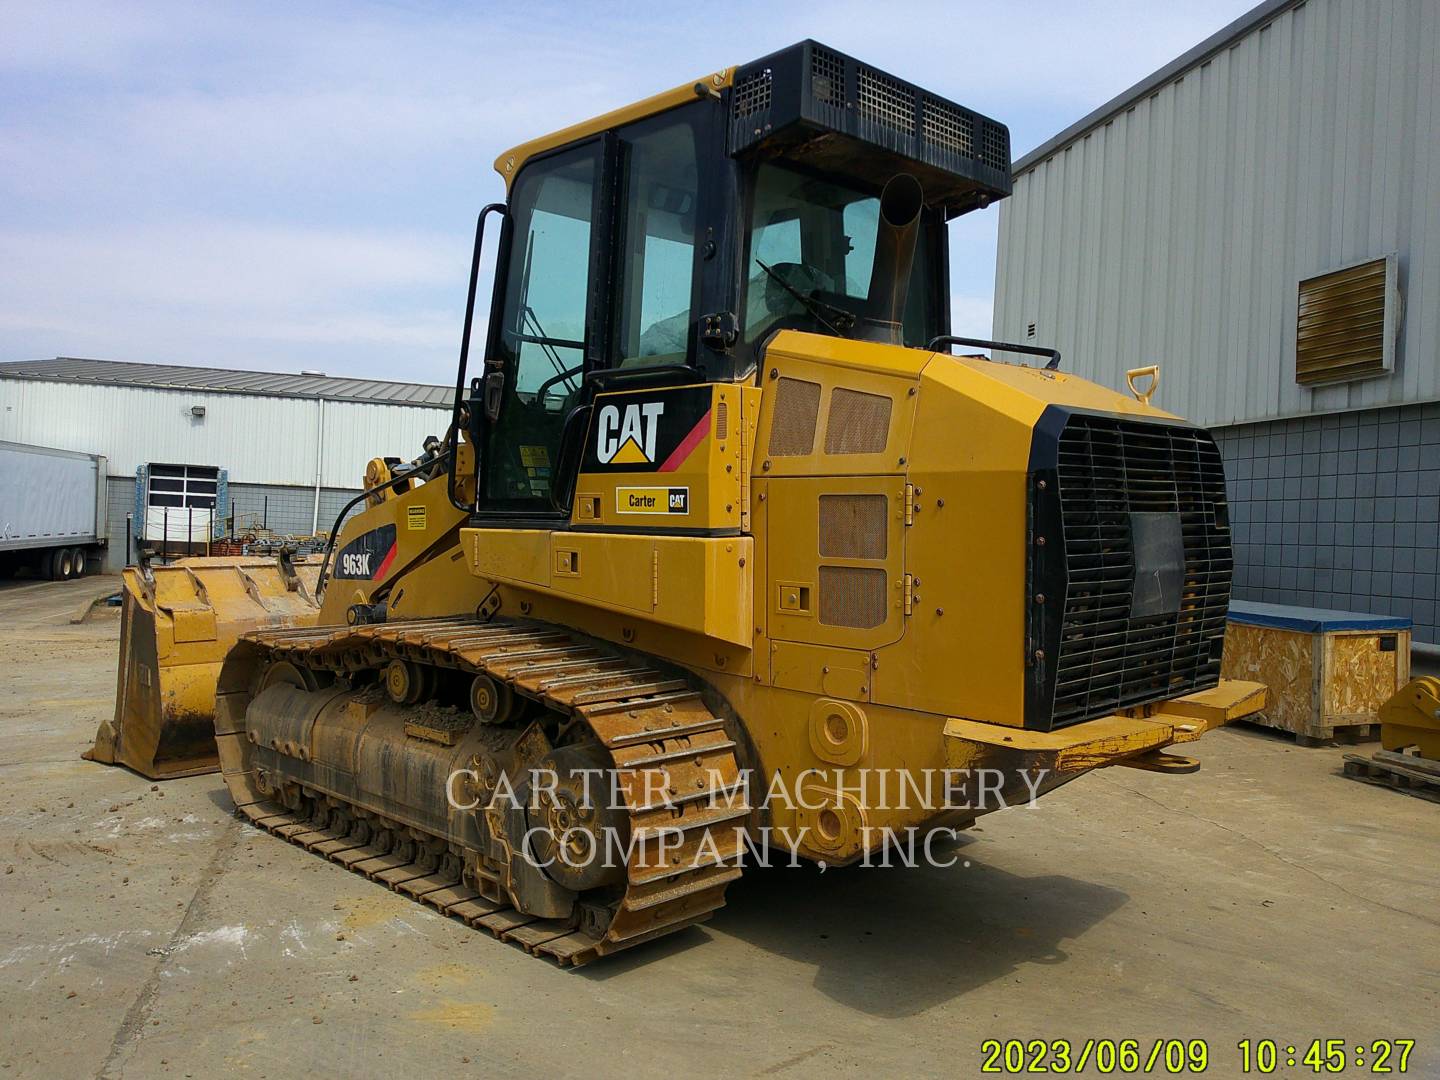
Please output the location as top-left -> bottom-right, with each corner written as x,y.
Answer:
85,556 -> 321,779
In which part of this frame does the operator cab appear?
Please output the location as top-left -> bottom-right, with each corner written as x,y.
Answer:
463,40 -> 1012,520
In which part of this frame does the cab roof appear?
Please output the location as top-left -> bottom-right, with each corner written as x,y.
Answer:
493,67 -> 734,189
492,42 -> 1011,216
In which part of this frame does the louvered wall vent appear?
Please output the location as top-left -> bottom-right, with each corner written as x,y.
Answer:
1296,255 -> 1399,386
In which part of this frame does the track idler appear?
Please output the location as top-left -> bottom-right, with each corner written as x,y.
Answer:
526,744 -> 630,893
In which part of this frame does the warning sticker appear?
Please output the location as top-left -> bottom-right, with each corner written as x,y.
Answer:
406,504 -> 428,531
520,445 -> 551,468
616,487 -> 688,515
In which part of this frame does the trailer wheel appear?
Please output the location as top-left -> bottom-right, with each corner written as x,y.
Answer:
68,548 -> 87,578
50,547 -> 75,581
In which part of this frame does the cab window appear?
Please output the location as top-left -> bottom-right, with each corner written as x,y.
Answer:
484,143 -> 598,509
744,162 -> 937,347
612,110 -> 701,368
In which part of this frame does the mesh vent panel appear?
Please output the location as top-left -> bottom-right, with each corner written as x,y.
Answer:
857,68 -> 915,135
818,495 -> 887,560
980,121 -> 1010,172
922,96 -> 973,156
715,400 -> 728,441
768,377 -> 821,456
733,68 -> 772,118
825,388 -> 892,454
819,566 -> 888,628
811,46 -> 845,105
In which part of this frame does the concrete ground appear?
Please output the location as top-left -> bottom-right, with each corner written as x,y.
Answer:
1,578 -> 1437,1079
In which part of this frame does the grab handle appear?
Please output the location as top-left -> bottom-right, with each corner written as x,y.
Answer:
1126,364 -> 1160,406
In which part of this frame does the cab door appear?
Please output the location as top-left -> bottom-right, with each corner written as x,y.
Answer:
474,100 -> 716,522
478,141 -> 603,516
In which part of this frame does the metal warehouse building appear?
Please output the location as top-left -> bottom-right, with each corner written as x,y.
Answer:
0,357 -> 450,569
993,0 -> 1440,642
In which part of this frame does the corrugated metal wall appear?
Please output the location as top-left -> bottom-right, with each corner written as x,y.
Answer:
994,0 -> 1440,428
0,380 -> 446,487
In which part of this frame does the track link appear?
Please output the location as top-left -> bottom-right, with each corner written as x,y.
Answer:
214,617 -> 749,966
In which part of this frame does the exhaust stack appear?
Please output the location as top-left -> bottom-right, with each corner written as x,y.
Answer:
859,173 -> 924,344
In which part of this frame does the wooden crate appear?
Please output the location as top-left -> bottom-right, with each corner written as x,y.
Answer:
1220,602 -> 1411,746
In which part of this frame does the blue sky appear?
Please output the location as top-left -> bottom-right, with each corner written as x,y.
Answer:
1,0 -> 1257,384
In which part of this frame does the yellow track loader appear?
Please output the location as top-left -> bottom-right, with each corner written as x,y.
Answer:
114,41 -> 1265,964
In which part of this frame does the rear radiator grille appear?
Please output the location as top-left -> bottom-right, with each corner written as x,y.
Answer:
818,495 -> 887,560
825,388 -> 892,454
818,566 -> 888,628
1041,414 -> 1232,728
768,377 -> 821,456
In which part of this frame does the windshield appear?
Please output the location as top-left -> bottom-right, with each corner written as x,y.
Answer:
743,163 -> 937,347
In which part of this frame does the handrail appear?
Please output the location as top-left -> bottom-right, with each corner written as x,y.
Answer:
314,448 -> 451,600
928,334 -> 1061,371
447,203 -> 508,513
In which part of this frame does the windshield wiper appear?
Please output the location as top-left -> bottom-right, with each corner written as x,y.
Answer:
755,259 -> 855,337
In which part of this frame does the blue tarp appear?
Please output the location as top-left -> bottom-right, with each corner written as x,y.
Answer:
1227,600 -> 1411,634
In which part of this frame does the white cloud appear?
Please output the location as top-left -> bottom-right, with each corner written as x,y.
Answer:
0,0 -> 1259,376
4,221 -> 454,304
0,220 -> 472,378
0,2 -> 191,73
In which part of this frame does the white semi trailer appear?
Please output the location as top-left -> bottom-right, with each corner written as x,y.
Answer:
0,441 -> 108,579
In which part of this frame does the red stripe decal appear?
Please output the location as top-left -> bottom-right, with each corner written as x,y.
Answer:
374,542 -> 398,580
659,410 -> 710,472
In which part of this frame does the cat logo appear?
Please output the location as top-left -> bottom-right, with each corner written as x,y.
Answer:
596,401 -> 664,465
